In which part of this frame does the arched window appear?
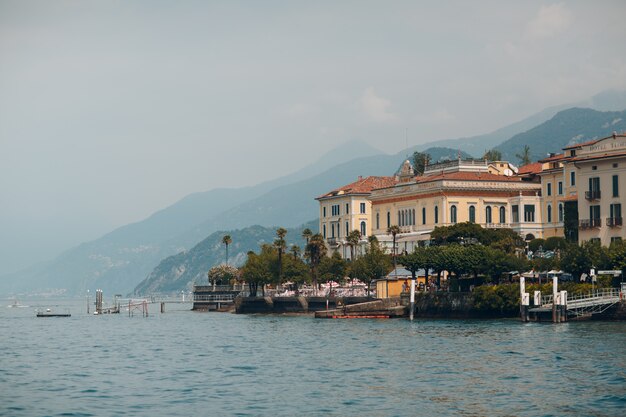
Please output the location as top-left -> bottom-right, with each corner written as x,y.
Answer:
499,206 -> 506,224
469,206 -> 476,223
323,224 -> 326,238
434,206 -> 439,224
547,204 -> 552,223
387,211 -> 390,228
451,205 -> 457,224
360,221 -> 366,236
376,213 -> 380,229
422,207 -> 426,225
486,206 -> 492,224
558,203 -> 564,222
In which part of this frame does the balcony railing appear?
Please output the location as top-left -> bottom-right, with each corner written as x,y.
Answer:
579,218 -> 602,229
607,217 -> 623,227
585,190 -> 601,200
327,238 -> 339,247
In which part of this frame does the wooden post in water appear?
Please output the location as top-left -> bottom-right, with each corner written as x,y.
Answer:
160,302 -> 165,313
552,277 -> 558,323
409,278 -> 416,321
519,277 -> 529,322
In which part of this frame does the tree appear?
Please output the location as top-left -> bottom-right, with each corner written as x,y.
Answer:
516,145 -> 531,165
290,244 -> 301,260
222,235 -> 232,265
412,151 -> 431,175
483,149 -> 502,161
207,264 -> 240,286
399,250 -> 425,284
349,240 -> 392,295
241,245 -> 275,297
319,252 -> 347,291
305,233 -> 327,294
301,228 -> 313,245
274,227 -> 288,283
346,230 -> 362,260
387,225 -> 401,270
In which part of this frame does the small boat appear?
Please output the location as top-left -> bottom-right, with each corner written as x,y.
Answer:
7,299 -> 29,308
36,308 -> 71,317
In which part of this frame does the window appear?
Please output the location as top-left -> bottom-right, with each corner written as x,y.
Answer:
422,207 -> 426,225
611,237 -> 623,244
558,181 -> 563,195
613,175 -> 619,197
499,206 -> 506,224
590,205 -> 600,221
331,205 -> 340,216
547,183 -> 552,196
346,203 -> 349,214
469,206 -> 476,223
512,205 -> 519,223
387,211 -> 390,228
589,177 -> 600,197
434,206 -> 439,224
610,203 -> 622,221
592,165 -> 597,170
360,221 -> 366,237
486,206 -> 492,224
331,223 -> 335,238
450,205 -> 457,224
323,207 -> 326,217
558,203 -> 564,222
323,224 -> 326,238
524,205 -> 535,222
412,209 -> 416,225
570,171 -> 575,186
399,210 -> 404,226
613,163 -> 619,168
345,222 -> 349,236
547,204 -> 552,223
376,213 -> 380,229
360,202 -> 366,214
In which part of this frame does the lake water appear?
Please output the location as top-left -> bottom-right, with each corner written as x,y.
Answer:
1,299 -> 625,417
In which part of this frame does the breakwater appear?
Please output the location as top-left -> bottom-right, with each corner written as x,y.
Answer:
234,296 -> 371,314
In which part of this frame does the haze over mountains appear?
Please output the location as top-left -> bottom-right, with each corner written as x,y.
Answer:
2,90 -> 626,297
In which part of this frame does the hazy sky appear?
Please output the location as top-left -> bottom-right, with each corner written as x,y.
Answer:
1,0 -> 626,273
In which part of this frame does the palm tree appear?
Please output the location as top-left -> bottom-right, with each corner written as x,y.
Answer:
347,230 -> 361,261
290,244 -> 301,260
387,225 -> 401,271
222,235 -> 232,265
516,145 -> 531,166
305,233 -> 327,295
274,227 -> 288,283
302,228 -> 313,245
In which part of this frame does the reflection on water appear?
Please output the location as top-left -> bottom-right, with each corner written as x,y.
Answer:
1,299 -> 625,416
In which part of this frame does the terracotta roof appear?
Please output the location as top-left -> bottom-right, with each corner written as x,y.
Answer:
317,176 -> 397,199
563,133 -> 626,150
416,171 -> 522,183
538,153 -> 566,163
568,150 -> 626,163
517,162 -> 543,175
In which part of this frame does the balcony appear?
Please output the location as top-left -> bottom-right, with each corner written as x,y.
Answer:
327,238 -> 339,247
579,218 -> 602,229
585,190 -> 601,200
607,217 -> 623,227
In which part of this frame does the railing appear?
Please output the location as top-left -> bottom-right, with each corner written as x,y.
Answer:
194,285 -> 245,292
327,238 -> 339,247
193,294 -> 238,302
607,217 -> 623,227
585,190 -> 601,200
579,218 -> 601,229
540,288 -> 621,307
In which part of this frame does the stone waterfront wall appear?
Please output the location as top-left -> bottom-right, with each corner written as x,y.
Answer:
404,292 -> 518,319
234,296 -> 372,314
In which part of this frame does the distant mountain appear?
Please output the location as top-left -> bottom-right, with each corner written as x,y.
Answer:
133,220 -> 317,295
494,108 -> 626,163
412,89 -> 626,158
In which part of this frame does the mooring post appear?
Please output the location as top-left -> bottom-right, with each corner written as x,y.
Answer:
552,276 -> 558,323
560,290 -> 568,322
519,277 -> 529,322
409,278 -> 416,321
160,302 -> 165,313
129,300 -> 131,317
